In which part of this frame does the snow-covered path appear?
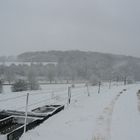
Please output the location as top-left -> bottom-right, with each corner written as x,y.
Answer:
92,91 -> 122,140
110,85 -> 140,140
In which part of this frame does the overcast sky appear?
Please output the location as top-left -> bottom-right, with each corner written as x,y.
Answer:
0,0 -> 140,57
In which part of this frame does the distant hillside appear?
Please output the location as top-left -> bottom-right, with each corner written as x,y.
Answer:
17,50 -> 140,81
18,50 -> 140,63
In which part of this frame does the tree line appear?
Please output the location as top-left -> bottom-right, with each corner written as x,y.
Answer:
0,50 -> 140,93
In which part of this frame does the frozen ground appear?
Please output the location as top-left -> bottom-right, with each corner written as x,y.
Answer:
0,83 -> 140,140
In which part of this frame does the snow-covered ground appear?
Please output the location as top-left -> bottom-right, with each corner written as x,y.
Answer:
0,84 -> 88,111
111,85 -> 140,140
0,83 -> 140,140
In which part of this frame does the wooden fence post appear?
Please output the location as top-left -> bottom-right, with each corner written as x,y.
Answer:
68,87 -> 71,105
98,82 -> 101,94
24,93 -> 29,134
86,84 -> 90,96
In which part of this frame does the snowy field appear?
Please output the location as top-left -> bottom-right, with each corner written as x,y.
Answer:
0,83 -> 140,140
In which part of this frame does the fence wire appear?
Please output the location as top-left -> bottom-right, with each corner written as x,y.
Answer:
0,84 -> 92,112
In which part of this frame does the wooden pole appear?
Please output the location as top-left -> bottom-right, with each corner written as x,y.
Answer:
24,93 -> 29,134
109,79 -> 111,89
68,87 -> 71,104
87,84 -> 90,96
98,82 -> 101,94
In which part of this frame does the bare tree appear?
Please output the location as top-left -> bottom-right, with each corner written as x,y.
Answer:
46,64 -> 56,83
27,68 -> 40,90
0,80 -> 3,93
4,68 -> 16,84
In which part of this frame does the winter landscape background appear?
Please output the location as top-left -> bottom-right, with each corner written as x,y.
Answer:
0,50 -> 140,140
0,0 -> 140,139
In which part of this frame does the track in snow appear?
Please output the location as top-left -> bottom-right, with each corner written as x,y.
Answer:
92,90 -> 126,140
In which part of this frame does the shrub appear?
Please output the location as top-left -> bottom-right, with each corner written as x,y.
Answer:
12,80 -> 28,92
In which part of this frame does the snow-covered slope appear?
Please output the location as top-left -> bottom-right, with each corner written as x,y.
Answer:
19,84 -> 140,140
1,83 -> 140,140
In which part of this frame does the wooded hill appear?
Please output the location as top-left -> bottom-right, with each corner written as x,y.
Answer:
17,50 -> 140,81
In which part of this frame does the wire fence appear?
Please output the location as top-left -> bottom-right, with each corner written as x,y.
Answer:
0,94 -> 26,102
1,80 -> 119,112
0,84 -> 92,112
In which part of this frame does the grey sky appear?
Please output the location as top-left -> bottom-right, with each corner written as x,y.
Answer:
0,0 -> 140,57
